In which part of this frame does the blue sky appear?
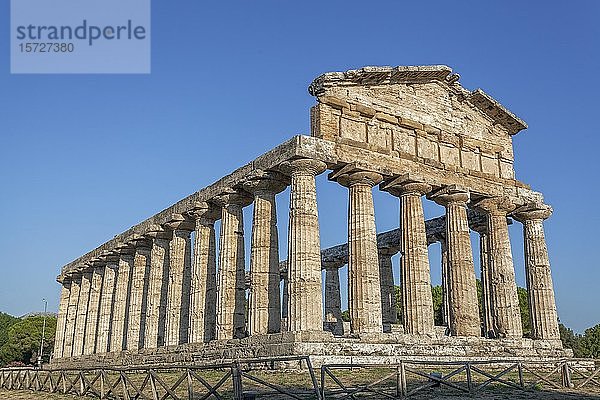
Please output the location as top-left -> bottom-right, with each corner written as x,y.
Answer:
0,1 -> 598,333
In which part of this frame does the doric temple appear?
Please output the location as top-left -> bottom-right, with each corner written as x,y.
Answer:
52,66 -> 569,367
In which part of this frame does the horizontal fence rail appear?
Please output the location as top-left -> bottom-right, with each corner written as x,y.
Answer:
1,357 -> 599,399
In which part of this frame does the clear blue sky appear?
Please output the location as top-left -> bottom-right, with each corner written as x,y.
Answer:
1,1 -> 598,333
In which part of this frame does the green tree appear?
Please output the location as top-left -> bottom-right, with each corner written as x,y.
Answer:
578,324 -> 600,358
0,312 -> 19,349
0,315 -> 56,366
559,322 -> 582,356
431,285 -> 444,326
517,287 -> 531,337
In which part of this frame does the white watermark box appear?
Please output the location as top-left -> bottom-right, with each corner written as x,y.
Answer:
11,0 -> 151,74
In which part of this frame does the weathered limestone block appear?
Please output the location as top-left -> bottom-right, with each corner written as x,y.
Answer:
127,239 -> 152,350
53,279 -> 71,358
474,197 -> 522,338
164,216 -> 194,346
62,274 -> 81,357
281,158 -> 327,332
188,202 -> 220,343
379,247 -> 397,331
430,187 -> 480,337
214,191 -> 252,340
383,178 -> 434,335
83,265 -> 104,355
323,262 -> 344,336
96,261 -> 117,354
334,169 -> 383,333
110,249 -> 134,352
513,205 -> 560,340
143,229 -> 172,348
72,270 -> 92,356
244,173 -> 288,336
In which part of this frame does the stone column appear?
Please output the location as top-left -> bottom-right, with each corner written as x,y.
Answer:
53,278 -> 71,359
472,221 -> 494,338
72,270 -> 92,356
513,204 -> 560,340
127,239 -> 152,350
96,257 -> 118,354
62,273 -> 81,357
110,247 -> 134,352
164,216 -> 194,346
439,237 -> 450,328
323,262 -> 344,336
188,202 -> 220,343
143,228 -> 172,348
214,191 -> 252,340
282,158 -> 327,332
474,197 -> 522,338
334,170 -> 384,334
379,247 -> 398,331
383,179 -> 434,335
244,174 -> 287,336
281,269 -> 289,332
431,188 -> 481,337
83,264 -> 104,355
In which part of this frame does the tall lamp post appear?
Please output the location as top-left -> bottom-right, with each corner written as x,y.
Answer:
37,298 -> 47,369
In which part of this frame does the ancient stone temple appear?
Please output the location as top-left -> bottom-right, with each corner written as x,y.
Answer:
52,65 -> 568,368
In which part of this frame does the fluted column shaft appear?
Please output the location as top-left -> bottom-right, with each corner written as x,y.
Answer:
379,248 -> 397,330
144,233 -> 171,348
53,280 -> 71,358
216,193 -> 250,340
83,266 -> 104,355
110,252 -> 134,351
96,263 -> 117,353
514,206 -> 560,340
245,176 -> 286,336
72,271 -> 92,356
389,181 -> 434,335
476,198 -> 522,338
165,224 -> 193,346
127,242 -> 152,350
189,203 -> 219,343
432,190 -> 481,337
337,171 -> 383,333
476,228 -> 494,338
284,158 -> 327,332
62,275 -> 80,357
281,275 -> 289,332
324,265 -> 344,336
440,238 -> 450,327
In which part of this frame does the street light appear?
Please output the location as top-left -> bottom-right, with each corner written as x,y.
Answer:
37,298 -> 47,369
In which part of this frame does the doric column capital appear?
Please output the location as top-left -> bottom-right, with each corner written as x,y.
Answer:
428,185 -> 470,206
132,237 -> 153,252
164,213 -> 195,232
279,158 -> 327,177
144,224 -> 173,241
322,259 -> 346,270
242,170 -> 289,195
188,201 -> 221,225
381,174 -> 431,197
512,203 -> 553,222
472,196 -> 516,215
334,170 -> 383,188
378,246 -> 399,257
211,189 -> 253,209
115,241 -> 136,256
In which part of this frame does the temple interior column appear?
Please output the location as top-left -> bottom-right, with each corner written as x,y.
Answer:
127,239 -> 152,350
188,202 -> 220,343
72,270 -> 92,356
378,247 -> 398,331
282,158 -> 327,332
334,170 -> 384,334
62,273 -> 81,357
96,257 -> 118,354
214,191 -> 252,340
513,204 -> 560,340
323,262 -> 344,336
281,271 -> 289,332
245,173 -> 287,336
472,221 -> 494,338
110,247 -> 134,352
474,197 -> 522,338
83,264 -> 104,355
383,179 -> 434,335
164,216 -> 194,346
52,279 -> 71,359
431,188 -> 481,337
439,237 -> 450,328
143,228 -> 172,348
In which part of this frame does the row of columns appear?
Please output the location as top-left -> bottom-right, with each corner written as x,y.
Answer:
53,159 -> 561,360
